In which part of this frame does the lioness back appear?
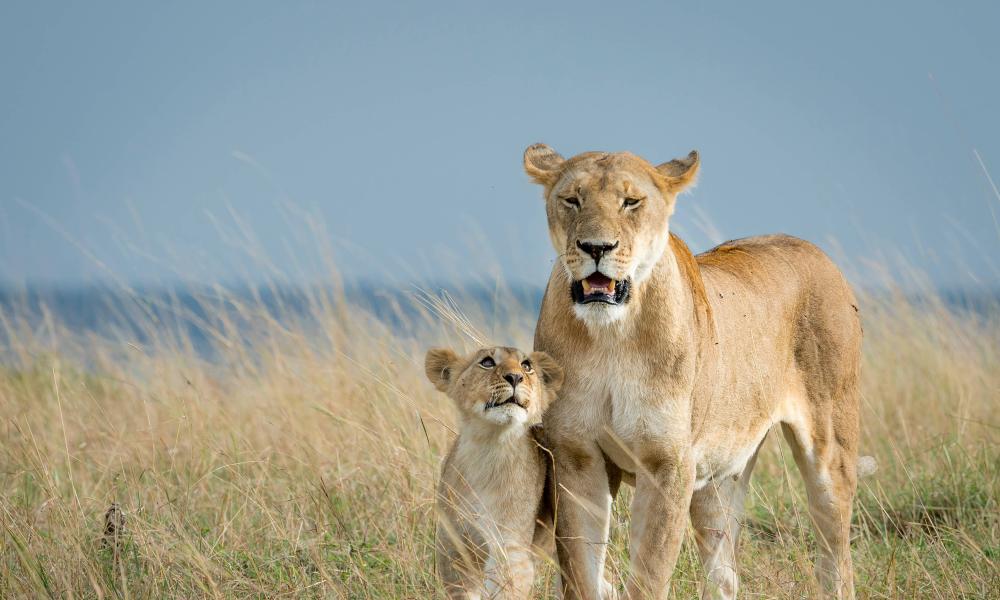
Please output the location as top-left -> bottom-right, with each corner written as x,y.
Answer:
697,233 -> 858,312
695,233 -> 860,362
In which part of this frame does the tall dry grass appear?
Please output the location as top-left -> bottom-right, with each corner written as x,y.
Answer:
0,255 -> 997,598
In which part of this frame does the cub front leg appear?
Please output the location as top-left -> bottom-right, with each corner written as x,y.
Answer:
437,524 -> 484,599
553,440 -> 615,600
626,449 -> 696,599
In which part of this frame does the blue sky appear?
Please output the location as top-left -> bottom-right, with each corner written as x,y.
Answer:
2,1 -> 998,289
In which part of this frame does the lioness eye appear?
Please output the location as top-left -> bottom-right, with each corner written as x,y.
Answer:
479,356 -> 496,369
562,197 -> 581,209
521,360 -> 533,372
623,197 -> 642,209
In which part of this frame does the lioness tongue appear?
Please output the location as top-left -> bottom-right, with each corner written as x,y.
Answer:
585,273 -> 615,294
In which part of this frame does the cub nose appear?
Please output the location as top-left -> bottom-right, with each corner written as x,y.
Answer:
577,240 -> 619,264
503,372 -> 523,388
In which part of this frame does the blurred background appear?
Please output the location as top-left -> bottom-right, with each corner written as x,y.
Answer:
2,0 -> 999,291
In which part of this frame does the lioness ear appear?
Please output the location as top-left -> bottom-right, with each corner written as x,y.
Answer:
425,348 -> 460,393
656,150 -> 700,194
529,351 -> 564,394
523,143 -> 565,186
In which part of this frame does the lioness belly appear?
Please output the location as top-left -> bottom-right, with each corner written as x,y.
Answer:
589,371 -> 776,492
564,334 -> 780,492
599,427 -> 769,491
691,425 -> 770,490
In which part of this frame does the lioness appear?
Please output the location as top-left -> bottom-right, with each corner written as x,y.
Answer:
426,346 -> 563,599
524,144 -> 873,599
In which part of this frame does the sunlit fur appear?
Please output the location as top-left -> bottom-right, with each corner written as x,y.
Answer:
525,144 -> 875,600
425,346 -> 564,599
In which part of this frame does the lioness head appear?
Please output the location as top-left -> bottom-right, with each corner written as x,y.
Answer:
425,346 -> 564,427
524,144 -> 699,326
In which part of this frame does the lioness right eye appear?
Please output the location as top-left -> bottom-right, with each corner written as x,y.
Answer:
562,197 -> 581,209
479,356 -> 496,369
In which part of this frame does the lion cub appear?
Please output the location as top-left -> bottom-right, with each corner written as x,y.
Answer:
425,346 -> 563,600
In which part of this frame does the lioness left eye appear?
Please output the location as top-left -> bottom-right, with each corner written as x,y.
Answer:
521,360 -> 533,372
623,198 -> 642,209
479,357 -> 496,369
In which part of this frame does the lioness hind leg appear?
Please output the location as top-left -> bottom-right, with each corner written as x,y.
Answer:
780,422 -> 858,599
689,448 -> 758,600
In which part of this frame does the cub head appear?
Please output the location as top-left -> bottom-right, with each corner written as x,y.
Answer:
523,144 -> 699,327
424,346 -> 563,428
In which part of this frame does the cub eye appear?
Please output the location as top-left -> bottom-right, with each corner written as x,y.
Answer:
562,197 -> 581,209
520,360 -> 533,372
479,356 -> 496,369
623,197 -> 643,209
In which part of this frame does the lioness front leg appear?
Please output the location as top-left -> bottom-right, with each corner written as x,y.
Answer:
553,442 -> 615,600
626,450 -> 695,599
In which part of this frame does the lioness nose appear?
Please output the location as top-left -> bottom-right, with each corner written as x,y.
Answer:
577,240 -> 619,264
503,373 -> 523,388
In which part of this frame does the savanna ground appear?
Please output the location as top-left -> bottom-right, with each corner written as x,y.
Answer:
1,263 -> 998,599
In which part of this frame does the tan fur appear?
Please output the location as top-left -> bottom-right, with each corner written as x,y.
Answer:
524,144 -> 873,599
427,346 -> 562,599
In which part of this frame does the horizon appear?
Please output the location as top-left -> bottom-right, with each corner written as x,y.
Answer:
2,1 -> 1000,290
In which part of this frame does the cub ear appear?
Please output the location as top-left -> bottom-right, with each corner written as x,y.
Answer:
655,150 -> 700,194
529,351 -> 564,394
425,348 -> 461,393
523,143 -> 566,186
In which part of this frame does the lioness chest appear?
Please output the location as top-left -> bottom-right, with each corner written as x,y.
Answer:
557,338 -> 774,491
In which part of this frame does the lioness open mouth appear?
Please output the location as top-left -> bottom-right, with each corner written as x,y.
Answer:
571,273 -> 631,305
